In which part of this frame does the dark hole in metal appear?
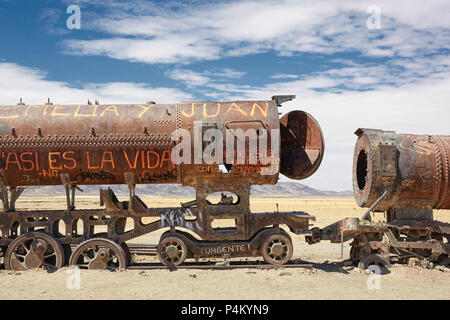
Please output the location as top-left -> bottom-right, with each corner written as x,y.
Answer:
357,150 -> 368,190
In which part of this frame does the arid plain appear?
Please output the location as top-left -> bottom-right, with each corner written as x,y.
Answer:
0,196 -> 449,300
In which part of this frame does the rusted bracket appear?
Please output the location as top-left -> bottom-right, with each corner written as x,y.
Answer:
125,172 -> 136,211
60,174 -> 82,211
384,228 -> 398,244
100,188 -> 121,212
0,176 -> 9,212
181,199 -> 197,208
10,186 -> 25,211
0,176 -> 25,212
361,190 -> 389,221
272,95 -> 296,107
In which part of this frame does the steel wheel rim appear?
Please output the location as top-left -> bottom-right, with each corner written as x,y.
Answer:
266,239 -> 288,262
158,237 -> 187,266
69,239 -> 126,270
262,234 -> 293,265
5,232 -> 64,271
161,241 -> 184,263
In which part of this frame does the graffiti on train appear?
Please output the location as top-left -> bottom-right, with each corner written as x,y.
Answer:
160,208 -> 203,231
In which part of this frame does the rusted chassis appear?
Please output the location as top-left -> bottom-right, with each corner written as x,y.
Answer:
0,183 -> 313,270
307,217 -> 450,268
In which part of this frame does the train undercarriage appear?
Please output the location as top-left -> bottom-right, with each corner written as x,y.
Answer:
0,181 -> 314,271
307,216 -> 450,270
1,183 -> 449,271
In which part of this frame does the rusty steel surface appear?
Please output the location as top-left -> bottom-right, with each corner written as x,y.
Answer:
308,216 -> 450,268
353,129 -> 450,220
348,129 -> 450,268
0,99 -> 324,188
0,96 -> 324,270
280,110 -> 324,180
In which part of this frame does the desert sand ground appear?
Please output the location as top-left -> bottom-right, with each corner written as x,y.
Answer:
0,196 -> 448,300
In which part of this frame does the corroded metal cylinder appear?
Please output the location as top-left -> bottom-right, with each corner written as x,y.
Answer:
280,110 -> 324,180
353,129 -> 450,215
0,99 -> 324,187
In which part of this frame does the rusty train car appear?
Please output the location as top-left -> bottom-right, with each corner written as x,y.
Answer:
0,94 -> 448,271
308,129 -> 450,269
0,95 -> 325,270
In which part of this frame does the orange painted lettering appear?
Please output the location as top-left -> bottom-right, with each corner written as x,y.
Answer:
181,104 -> 195,117
101,151 -> 115,169
51,105 -> 70,117
226,103 -> 247,116
20,152 -> 35,171
137,105 -> 153,118
86,151 -> 99,169
147,151 -> 160,169
160,150 -> 175,169
48,152 -> 62,170
74,105 -> 98,117
5,153 -> 22,170
250,103 -> 268,118
123,151 -> 139,169
63,151 -> 77,169
100,105 -> 119,117
203,103 -> 220,118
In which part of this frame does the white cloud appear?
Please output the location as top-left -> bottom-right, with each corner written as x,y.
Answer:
152,61 -> 450,191
166,53 -> 449,98
6,0 -> 449,192
1,62 -> 448,191
270,74 -> 299,79
64,36 -> 221,64
166,68 -> 247,92
62,0 -> 450,64
166,69 -> 211,87
219,71 -> 450,191
0,63 -> 191,104
215,68 -> 246,79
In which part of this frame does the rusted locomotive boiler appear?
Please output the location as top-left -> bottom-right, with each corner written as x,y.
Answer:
353,129 -> 450,219
0,95 -> 324,270
308,129 -> 450,269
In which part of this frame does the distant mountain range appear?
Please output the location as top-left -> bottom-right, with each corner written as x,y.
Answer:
20,182 -> 352,198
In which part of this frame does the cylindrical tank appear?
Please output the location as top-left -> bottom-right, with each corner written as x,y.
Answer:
0,100 -> 324,187
353,128 -> 450,211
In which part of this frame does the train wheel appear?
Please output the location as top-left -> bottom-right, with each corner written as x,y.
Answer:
261,233 -> 293,265
93,233 -> 131,267
69,238 -> 127,270
0,246 -> 7,269
120,242 -> 132,267
358,254 -> 391,272
5,232 -> 64,271
157,236 -> 188,266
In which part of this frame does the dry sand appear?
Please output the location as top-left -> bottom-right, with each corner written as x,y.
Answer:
0,196 -> 449,300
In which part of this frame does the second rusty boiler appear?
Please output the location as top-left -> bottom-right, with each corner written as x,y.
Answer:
306,128 -> 450,270
353,128 -> 450,221
0,96 -> 324,188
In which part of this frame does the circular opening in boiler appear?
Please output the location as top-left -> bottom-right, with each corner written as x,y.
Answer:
356,150 -> 368,190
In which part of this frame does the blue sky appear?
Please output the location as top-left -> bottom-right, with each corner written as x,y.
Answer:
0,0 -> 449,191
